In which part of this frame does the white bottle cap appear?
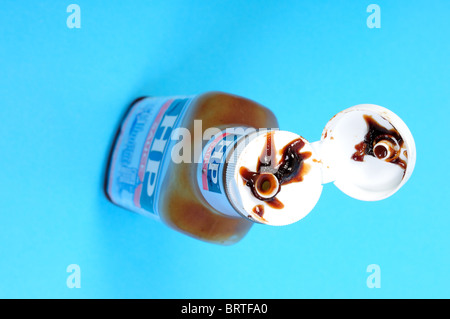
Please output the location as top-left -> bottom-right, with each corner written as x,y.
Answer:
316,104 -> 416,201
224,104 -> 416,225
225,130 -> 323,226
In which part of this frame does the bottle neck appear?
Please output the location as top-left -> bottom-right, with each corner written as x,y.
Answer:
223,129 -> 273,222
196,127 -> 262,220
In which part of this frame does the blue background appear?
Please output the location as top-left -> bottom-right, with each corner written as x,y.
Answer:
0,0 -> 449,298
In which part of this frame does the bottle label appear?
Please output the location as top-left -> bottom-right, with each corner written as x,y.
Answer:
197,129 -> 249,218
107,96 -> 193,218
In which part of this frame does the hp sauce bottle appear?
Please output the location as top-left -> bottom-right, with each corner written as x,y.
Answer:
105,92 -> 416,245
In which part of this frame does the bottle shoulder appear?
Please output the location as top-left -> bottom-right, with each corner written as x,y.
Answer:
185,92 -> 279,130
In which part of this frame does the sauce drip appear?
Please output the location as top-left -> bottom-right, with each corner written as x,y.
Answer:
252,205 -> 264,217
351,115 -> 407,170
239,132 -> 311,217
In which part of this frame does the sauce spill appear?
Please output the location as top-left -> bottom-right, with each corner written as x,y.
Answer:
252,205 -> 264,217
351,115 -> 407,170
239,131 -> 311,217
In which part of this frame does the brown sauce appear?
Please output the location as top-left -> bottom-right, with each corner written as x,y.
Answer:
239,132 -> 311,217
252,205 -> 264,217
374,144 -> 388,159
256,175 -> 277,196
351,115 -> 407,170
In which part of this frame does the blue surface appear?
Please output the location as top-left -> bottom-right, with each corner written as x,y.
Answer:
0,0 -> 449,298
